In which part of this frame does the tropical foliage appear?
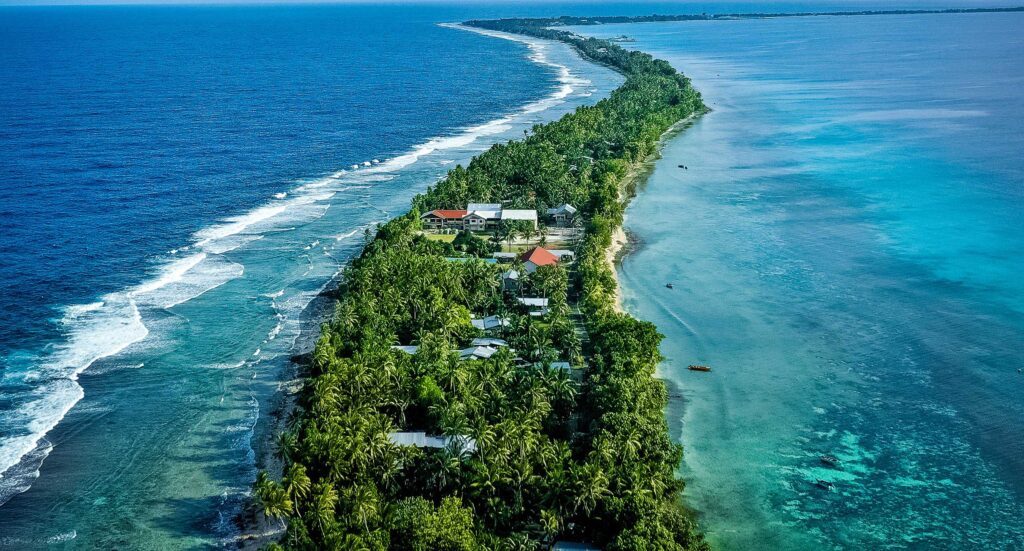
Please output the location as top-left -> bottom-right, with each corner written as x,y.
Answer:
257,16 -> 708,551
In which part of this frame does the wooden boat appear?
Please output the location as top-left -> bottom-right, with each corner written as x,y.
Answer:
688,364 -> 712,372
820,455 -> 840,467
815,479 -> 835,491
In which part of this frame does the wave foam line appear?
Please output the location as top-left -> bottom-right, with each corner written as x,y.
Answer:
0,20 -> 597,505
0,293 -> 148,496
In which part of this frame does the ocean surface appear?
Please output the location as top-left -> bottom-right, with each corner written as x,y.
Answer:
0,5 -> 624,547
575,11 -> 1024,550
3,2 -> 1023,549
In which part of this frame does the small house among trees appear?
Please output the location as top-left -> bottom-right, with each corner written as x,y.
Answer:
420,204 -> 537,231
520,246 -> 560,273
546,203 -> 578,227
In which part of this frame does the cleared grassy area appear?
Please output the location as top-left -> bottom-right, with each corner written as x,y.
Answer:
422,233 -> 457,243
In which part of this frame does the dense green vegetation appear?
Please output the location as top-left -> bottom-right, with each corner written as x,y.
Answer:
255,16 -> 707,550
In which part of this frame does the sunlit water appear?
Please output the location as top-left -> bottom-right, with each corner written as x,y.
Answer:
575,12 -> 1024,550
0,6 -> 621,547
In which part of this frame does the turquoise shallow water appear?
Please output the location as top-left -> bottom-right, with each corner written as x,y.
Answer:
575,12 -> 1024,550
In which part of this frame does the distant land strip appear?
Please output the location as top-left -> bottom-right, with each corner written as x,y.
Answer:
252,11 -> 709,551
466,6 -> 1024,29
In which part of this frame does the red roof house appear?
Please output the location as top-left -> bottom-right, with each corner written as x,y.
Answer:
420,209 -> 469,229
431,209 -> 469,219
520,247 -> 559,273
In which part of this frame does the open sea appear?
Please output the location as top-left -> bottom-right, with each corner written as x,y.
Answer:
576,10 -> 1024,550
0,4 -> 627,547
2,2 -> 1022,549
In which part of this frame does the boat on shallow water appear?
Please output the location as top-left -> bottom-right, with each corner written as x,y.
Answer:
666,283 -> 674,289
688,364 -> 712,372
820,455 -> 840,467
815,479 -> 835,491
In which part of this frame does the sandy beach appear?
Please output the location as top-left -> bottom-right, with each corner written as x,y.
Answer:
604,111 -> 704,314
605,224 -> 629,313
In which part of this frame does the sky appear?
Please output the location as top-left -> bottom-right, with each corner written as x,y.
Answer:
1,0 -> 1019,7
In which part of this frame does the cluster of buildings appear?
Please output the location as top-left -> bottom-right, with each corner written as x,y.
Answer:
420,202 -> 578,231
395,202 -> 596,550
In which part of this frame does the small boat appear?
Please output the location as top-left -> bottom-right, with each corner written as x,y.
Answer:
666,283 -> 674,289
820,455 -> 840,467
815,479 -> 835,491
688,364 -> 712,372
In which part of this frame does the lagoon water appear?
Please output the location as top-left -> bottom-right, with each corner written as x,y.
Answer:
576,12 -> 1024,550
3,3 -> 1023,549
0,5 -> 623,547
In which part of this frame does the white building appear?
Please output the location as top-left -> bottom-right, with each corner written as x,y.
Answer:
459,345 -> 499,361
420,203 -> 537,231
546,204 -> 578,227
471,315 -> 510,331
500,209 -> 539,229
518,297 -> 550,316
389,432 -> 477,454
547,249 -> 576,262
471,337 -> 509,348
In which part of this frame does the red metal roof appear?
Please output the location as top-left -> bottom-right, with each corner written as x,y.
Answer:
428,209 -> 469,219
520,247 -> 559,267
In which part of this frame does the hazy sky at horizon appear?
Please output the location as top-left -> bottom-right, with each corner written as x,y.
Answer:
2,0 -> 1018,7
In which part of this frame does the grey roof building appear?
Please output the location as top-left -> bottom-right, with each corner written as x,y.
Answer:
471,315 -> 510,331
389,432 -> 477,454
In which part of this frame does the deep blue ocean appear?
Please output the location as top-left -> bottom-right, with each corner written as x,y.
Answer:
0,4 -> 627,547
1,2 -> 1022,549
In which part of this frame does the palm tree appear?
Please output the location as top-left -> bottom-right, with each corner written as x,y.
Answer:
274,429 -> 298,464
254,472 -> 293,521
571,462 -> 610,516
429,448 -> 464,495
311,481 -> 338,537
283,463 -> 311,507
347,484 -> 379,534
540,509 -> 561,545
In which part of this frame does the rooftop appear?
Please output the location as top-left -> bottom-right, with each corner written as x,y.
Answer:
389,432 -> 477,453
471,337 -> 509,348
425,209 -> 469,219
547,249 -> 576,259
467,202 -> 502,211
552,542 -> 600,551
521,247 -> 559,267
459,345 -> 499,360
500,209 -> 539,221
472,315 -> 510,331
546,203 -> 578,215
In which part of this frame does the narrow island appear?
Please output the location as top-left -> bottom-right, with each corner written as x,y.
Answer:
251,16 -> 707,550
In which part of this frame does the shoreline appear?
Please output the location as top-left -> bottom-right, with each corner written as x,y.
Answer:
0,13 -> 607,514
605,111 -> 705,313
233,24 -> 614,547
605,224 -> 629,312
257,13 -> 709,548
